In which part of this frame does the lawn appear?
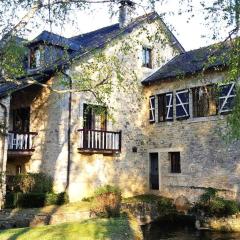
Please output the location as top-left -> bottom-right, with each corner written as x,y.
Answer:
0,216 -> 142,240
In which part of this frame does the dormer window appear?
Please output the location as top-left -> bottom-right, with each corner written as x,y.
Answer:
142,47 -> 152,68
29,47 -> 43,69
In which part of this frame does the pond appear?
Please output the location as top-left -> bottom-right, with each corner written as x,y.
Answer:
142,221 -> 240,240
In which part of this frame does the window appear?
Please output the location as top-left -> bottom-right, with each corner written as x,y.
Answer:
158,92 -> 173,122
12,107 -> 30,132
219,83 -> 236,114
29,48 -> 43,69
142,47 -> 152,68
192,85 -> 217,117
176,89 -> 190,119
169,152 -> 181,173
83,104 -> 107,130
149,96 -> 155,123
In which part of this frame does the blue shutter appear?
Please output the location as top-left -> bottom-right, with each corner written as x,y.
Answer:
166,93 -> 173,120
219,83 -> 236,113
176,89 -> 189,119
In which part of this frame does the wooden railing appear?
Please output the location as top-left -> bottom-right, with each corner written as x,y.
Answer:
78,129 -> 121,153
8,131 -> 38,151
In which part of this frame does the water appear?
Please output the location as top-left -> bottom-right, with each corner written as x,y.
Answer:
142,222 -> 240,240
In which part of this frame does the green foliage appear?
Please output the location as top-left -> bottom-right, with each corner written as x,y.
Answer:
10,173 -> 53,193
191,188 -> 239,217
90,185 -> 122,218
5,192 -> 69,209
93,184 -> 121,197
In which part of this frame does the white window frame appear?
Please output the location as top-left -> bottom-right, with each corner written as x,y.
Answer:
149,96 -> 155,122
176,89 -> 190,119
219,82 -> 236,114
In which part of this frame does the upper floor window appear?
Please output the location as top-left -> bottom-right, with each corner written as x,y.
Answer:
176,89 -> 190,120
149,96 -> 155,123
158,92 -> 173,122
142,47 -> 152,68
83,104 -> 107,130
29,48 -> 43,69
192,85 -> 217,117
219,83 -> 236,114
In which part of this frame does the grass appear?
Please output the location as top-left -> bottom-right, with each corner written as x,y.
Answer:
0,216 -> 142,240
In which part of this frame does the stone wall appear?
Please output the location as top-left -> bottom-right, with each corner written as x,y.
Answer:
5,18 -> 181,202
143,72 -> 240,202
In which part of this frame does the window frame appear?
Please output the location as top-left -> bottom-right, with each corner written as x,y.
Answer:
142,47 -> 152,68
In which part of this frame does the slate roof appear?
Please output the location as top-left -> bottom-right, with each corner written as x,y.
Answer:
142,42 -> 232,85
27,31 -> 80,51
0,11 -> 185,98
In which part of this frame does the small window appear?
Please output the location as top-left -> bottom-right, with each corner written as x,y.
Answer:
176,89 -> 190,120
219,83 -> 236,114
149,96 -> 155,123
169,152 -> 181,173
158,92 -> 173,122
192,85 -> 217,117
142,47 -> 152,68
29,48 -> 43,69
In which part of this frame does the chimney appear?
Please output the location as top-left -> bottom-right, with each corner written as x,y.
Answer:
119,0 -> 135,28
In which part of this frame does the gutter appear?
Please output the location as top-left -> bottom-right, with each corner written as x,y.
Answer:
61,71 -> 72,191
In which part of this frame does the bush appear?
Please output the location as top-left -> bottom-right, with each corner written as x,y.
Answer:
90,185 -> 122,218
11,173 -> 53,193
5,192 -> 69,209
191,188 -> 239,217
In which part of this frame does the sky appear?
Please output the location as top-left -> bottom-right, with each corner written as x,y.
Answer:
28,0 -> 231,51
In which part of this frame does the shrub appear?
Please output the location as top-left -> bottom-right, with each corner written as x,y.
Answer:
5,192 -> 69,209
11,173 -> 53,193
90,185 -> 122,218
191,188 -> 239,217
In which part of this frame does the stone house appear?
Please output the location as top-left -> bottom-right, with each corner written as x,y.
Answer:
0,1 -> 239,204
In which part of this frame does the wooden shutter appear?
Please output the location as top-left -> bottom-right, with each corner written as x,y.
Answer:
176,89 -> 189,119
219,83 -> 236,114
149,96 -> 155,122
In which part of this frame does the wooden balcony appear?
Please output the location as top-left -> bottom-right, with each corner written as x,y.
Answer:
78,129 -> 121,154
8,131 -> 38,156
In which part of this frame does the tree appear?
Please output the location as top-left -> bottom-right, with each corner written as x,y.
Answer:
0,0 -> 239,139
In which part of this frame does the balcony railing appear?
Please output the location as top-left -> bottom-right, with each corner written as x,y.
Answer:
8,131 -> 38,151
78,129 -> 121,153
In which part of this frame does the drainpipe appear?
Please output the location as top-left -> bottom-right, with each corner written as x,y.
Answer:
0,99 -> 8,209
61,71 -> 72,191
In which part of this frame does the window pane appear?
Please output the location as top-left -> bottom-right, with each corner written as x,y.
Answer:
170,152 -> 181,173
192,85 -> 217,117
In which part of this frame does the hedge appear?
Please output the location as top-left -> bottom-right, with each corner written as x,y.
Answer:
5,192 -> 69,209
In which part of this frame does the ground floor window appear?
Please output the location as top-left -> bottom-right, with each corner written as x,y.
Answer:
169,152 -> 181,173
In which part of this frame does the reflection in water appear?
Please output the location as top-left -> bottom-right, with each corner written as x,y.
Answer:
142,222 -> 240,240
